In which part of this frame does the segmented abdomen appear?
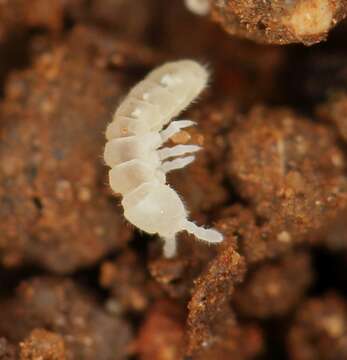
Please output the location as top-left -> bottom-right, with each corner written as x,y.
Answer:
103,60 -> 223,258
106,60 -> 208,139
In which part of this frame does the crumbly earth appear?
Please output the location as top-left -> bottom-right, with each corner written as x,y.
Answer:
318,92 -> 347,143
19,329 -> 67,360
210,0 -> 347,45
0,337 -> 17,360
288,293 -> 347,360
227,106 -> 347,262
0,277 -> 132,360
0,0 -> 157,42
0,27 -> 136,273
135,300 -> 185,360
233,252 -> 313,318
1,1 -> 347,359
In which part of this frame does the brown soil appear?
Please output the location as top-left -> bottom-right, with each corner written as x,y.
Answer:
1,1 -> 347,359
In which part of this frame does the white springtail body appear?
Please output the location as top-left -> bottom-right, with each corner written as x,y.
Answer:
104,60 -> 223,257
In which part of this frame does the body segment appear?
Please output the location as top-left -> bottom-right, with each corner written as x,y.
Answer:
104,60 -> 223,257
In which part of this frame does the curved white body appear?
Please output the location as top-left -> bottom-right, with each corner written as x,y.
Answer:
104,60 -> 223,257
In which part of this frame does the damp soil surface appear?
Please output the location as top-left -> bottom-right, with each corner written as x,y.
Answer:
1,1 -> 347,359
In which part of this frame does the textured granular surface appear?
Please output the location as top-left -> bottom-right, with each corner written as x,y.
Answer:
1,1 -> 347,359
233,252 -> 314,318
0,27 -> 134,273
228,106 -> 347,262
100,250 -> 164,313
210,0 -> 347,45
135,300 -> 185,360
288,293 -> 347,360
19,329 -> 67,360
0,277 -> 132,360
